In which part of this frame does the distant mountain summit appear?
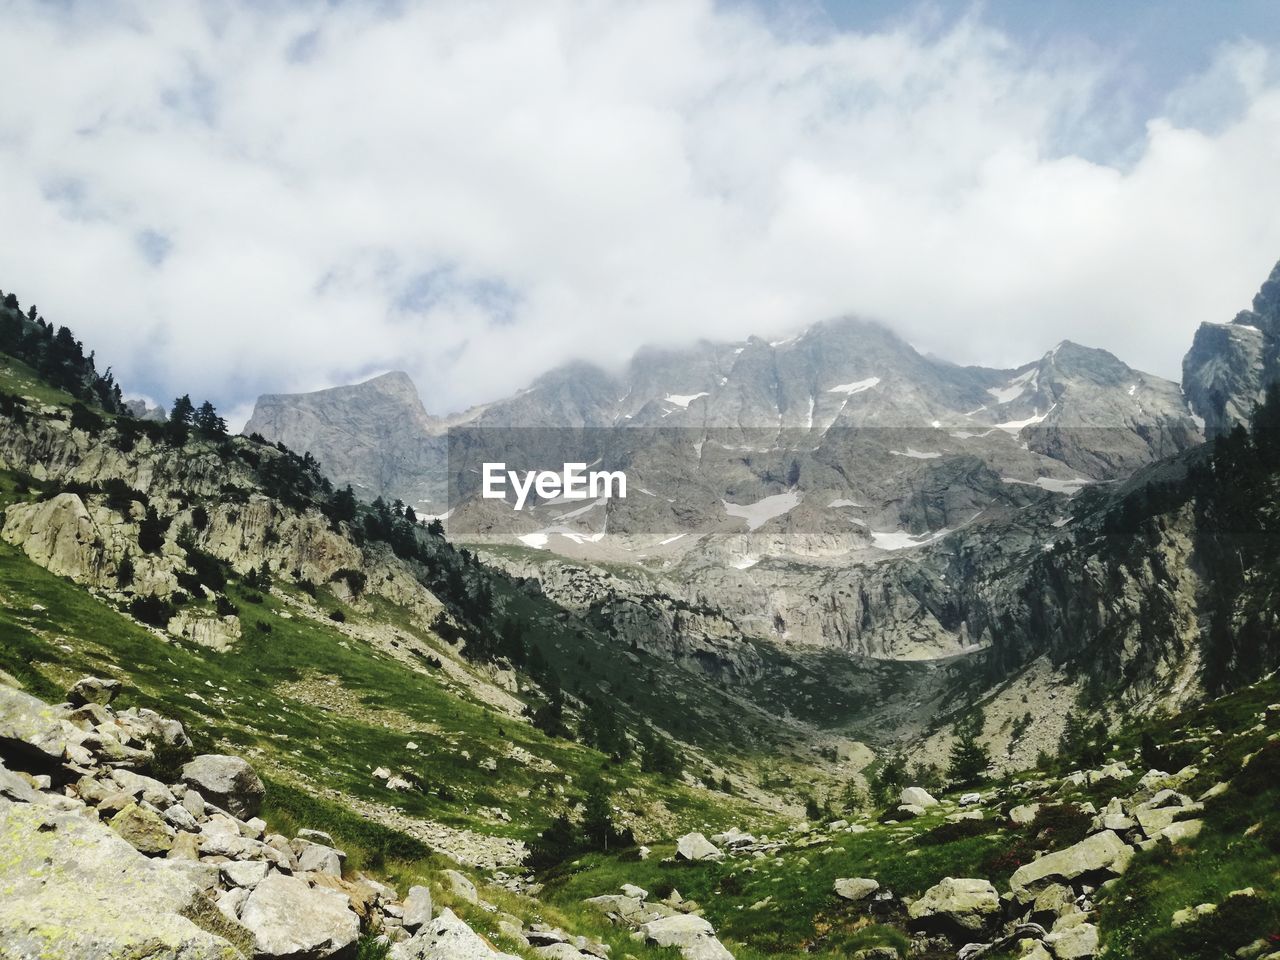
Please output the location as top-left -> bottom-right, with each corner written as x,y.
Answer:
245,316 -> 1199,517
245,370 -> 441,504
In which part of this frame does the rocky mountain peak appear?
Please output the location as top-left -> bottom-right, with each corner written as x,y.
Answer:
1182,258 -> 1280,437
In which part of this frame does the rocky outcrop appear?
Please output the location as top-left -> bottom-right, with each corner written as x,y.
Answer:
1183,259 -> 1280,437
0,677 -> 541,957
1008,830 -> 1133,894
244,371 -> 445,511
0,797 -> 252,959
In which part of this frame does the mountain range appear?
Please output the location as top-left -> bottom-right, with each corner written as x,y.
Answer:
2,262 -> 1280,960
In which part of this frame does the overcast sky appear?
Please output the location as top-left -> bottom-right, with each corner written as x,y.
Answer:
2,1 -> 1279,427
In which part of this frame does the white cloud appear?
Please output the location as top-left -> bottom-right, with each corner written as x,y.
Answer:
0,1 -> 1278,425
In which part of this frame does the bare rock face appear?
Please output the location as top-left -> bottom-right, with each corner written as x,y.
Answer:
1,493 -> 118,586
0,797 -> 252,959
1183,259 -> 1280,437
168,611 -> 243,652
244,371 -> 443,508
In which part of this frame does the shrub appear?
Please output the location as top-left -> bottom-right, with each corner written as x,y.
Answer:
1237,741 -> 1280,796
329,568 -> 367,596
920,817 -> 998,846
116,556 -> 135,589
329,609 -> 346,623
138,507 -> 168,553
139,738 -> 195,784
129,594 -> 175,628
1028,802 -> 1093,850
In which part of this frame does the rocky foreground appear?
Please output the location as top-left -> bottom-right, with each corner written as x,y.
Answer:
4,669 -> 1280,960
0,675 -> 622,960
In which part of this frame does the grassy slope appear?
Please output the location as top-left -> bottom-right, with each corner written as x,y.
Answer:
535,676 -> 1280,960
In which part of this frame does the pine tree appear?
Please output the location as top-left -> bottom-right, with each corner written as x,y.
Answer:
169,395 -> 195,425
947,707 -> 990,786
193,400 -> 227,436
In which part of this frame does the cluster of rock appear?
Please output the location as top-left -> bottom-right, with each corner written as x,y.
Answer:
584,882 -> 732,960
0,676 -> 533,960
819,766 -> 1219,960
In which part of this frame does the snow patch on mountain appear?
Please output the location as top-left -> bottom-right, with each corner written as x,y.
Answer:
994,403 -> 1057,433
827,376 -> 881,395
722,491 -> 801,531
987,368 -> 1038,404
664,392 -> 708,408
870,527 -> 952,551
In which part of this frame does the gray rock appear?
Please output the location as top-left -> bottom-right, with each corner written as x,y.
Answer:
111,768 -> 176,807
1044,914 -> 1099,959
0,797 -> 252,958
637,914 -> 734,960
298,841 -> 345,877
239,872 -> 360,959
440,868 -> 479,904
391,906 -> 522,959
899,787 -> 939,808
907,877 -> 1000,936
675,832 -> 723,862
183,787 -> 207,819
1009,803 -> 1040,825
834,877 -> 880,901
67,676 -> 122,707
1010,831 -> 1133,894
182,754 -> 265,819
164,801 -> 202,832
403,885 -> 433,930
222,859 -> 272,889
108,801 -> 176,855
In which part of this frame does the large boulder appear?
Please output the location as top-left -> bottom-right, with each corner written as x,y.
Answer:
636,914 -> 734,960
391,907 -> 521,959
0,797 -> 252,958
0,683 -> 84,769
440,868 -> 479,904
238,872 -> 360,959
67,676 -> 122,707
1009,831 -> 1133,894
834,878 -> 880,902
1009,803 -> 1040,825
402,885 -> 433,930
675,832 -> 723,862
907,877 -> 1000,936
182,754 -> 265,819
900,787 -> 939,808
1043,913 -> 1099,959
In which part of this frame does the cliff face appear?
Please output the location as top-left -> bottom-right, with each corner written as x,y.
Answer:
244,371 -> 446,508
1183,260 -> 1280,437
0,401 -> 445,643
